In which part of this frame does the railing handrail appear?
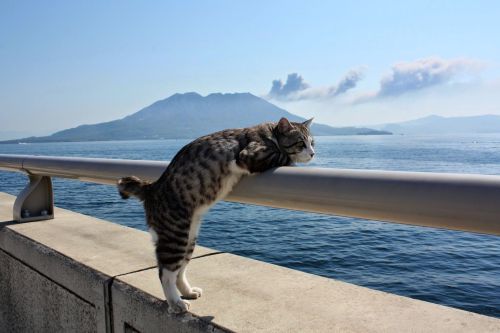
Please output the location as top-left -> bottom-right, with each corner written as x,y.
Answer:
1,154 -> 499,236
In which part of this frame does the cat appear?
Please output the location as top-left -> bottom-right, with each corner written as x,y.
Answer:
117,117 -> 315,313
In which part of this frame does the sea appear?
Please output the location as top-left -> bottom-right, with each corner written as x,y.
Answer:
0,133 -> 499,318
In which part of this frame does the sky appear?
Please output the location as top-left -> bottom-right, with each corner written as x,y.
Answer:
1,1 -> 499,138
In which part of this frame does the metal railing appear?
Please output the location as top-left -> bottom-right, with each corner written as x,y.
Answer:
0,154 -> 499,235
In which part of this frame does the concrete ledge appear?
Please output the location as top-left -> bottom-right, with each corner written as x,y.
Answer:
1,192 -> 499,332
117,254 -> 500,333
111,278 -> 225,333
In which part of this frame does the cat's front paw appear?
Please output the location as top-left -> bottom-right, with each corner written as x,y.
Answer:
167,299 -> 190,314
182,287 -> 203,299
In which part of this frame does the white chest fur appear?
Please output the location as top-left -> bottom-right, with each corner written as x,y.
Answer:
189,160 -> 249,243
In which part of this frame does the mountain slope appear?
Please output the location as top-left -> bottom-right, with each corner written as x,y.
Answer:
2,92 -> 390,143
377,115 -> 500,134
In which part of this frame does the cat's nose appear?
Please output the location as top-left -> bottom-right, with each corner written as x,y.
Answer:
310,152 -> 315,157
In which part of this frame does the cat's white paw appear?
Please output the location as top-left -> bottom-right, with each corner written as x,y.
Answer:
182,287 -> 203,299
191,287 -> 203,298
167,299 -> 190,314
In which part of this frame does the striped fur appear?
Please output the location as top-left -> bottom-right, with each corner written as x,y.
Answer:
117,117 -> 314,313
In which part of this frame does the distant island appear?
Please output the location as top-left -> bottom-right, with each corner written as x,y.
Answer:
376,115 -> 500,135
1,92 -> 390,144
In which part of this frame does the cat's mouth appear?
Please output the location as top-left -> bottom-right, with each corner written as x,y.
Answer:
292,152 -> 315,163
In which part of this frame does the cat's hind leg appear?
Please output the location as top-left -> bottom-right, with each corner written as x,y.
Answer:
176,265 -> 203,299
155,223 -> 192,313
159,267 -> 190,313
176,239 -> 203,299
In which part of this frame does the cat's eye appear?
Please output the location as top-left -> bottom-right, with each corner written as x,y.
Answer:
311,139 -> 315,147
296,141 -> 306,149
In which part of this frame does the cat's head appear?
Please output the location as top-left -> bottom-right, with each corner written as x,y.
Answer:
275,117 -> 315,163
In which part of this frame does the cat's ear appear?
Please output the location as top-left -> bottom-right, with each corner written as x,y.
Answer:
278,117 -> 293,133
302,118 -> 314,129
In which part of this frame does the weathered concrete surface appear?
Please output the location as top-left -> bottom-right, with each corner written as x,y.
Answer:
0,249 -> 96,333
117,254 -> 500,333
1,191 -> 500,333
111,279 -> 227,333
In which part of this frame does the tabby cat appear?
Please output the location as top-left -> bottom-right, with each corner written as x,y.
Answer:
117,117 -> 315,313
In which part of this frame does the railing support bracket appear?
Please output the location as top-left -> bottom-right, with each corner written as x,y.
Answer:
13,175 -> 54,222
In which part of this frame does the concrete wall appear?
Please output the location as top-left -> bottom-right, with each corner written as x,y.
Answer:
0,250 -> 96,332
0,192 -> 499,333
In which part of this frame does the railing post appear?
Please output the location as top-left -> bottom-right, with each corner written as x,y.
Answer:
13,174 -> 54,222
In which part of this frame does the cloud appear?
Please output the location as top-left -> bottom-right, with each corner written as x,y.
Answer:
269,73 -> 309,98
333,69 -> 365,96
376,57 -> 482,98
267,68 -> 365,101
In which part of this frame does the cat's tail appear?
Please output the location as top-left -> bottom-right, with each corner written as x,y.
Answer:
117,176 -> 150,201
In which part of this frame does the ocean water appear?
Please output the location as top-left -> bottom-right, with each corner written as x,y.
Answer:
0,134 -> 499,318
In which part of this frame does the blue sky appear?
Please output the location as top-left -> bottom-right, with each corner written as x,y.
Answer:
1,1 -> 499,138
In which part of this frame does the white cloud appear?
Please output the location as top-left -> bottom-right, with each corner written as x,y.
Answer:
268,73 -> 309,98
356,57 -> 484,103
276,80 -> 500,127
267,68 -> 365,101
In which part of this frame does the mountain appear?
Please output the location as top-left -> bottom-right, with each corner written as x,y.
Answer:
0,129 -> 54,141
376,115 -> 500,135
1,92 -> 390,143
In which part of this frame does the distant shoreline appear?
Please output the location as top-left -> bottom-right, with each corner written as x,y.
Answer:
0,131 -> 393,145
